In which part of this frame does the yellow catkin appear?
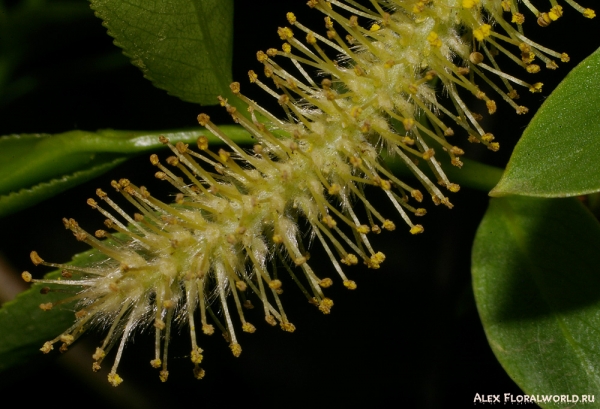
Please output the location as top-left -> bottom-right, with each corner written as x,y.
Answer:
23,0 -> 594,385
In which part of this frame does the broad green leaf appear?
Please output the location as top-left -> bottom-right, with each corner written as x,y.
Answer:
490,47 -> 600,197
473,196 -> 600,407
0,126 -> 252,218
0,249 -> 108,371
89,0 -> 235,105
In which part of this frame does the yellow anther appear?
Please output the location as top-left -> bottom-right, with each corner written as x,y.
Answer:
277,26 -> 294,40
40,342 -> 53,354
382,220 -> 395,231
516,106 -> 529,115
327,184 -> 340,195
422,148 -> 435,160
235,281 -> 247,291
229,82 -> 241,94
529,82 -> 543,93
324,16 -> 333,29
282,43 -> 292,53
194,367 -> 205,380
190,347 -> 204,364
402,117 -> 415,131
372,252 -> 386,264
306,32 -> 317,45
30,251 -> 43,266
450,146 -> 465,156
415,208 -> 427,216
451,158 -> 464,168
410,225 -> 425,235
481,133 -> 495,142
469,52 -> 484,65
248,70 -> 258,83
230,343 -> 242,357
488,142 -> 500,152
269,279 -> 282,289
281,322 -> 296,332
218,149 -> 231,162
526,64 -> 541,74
21,271 -> 32,282
411,190 -> 424,202
583,9 -> 595,19
412,1 -> 425,13
150,359 -> 162,368
322,215 -> 337,228
447,183 -> 461,193
356,225 -> 370,234
462,0 -> 480,9
39,302 -> 53,311
538,13 -> 551,27
473,24 -> 492,41
242,323 -> 256,333
427,31 -> 442,48
501,0 -> 510,12
256,50 -> 268,62
511,13 -> 525,24
548,6 -> 563,21
197,113 -> 210,126
108,373 -> 123,387
370,23 -> 380,32
319,278 -> 333,288
350,156 -> 362,167
343,280 -> 357,290
286,12 -> 297,24
319,298 -> 334,314
380,179 -> 391,190
263,315 -> 276,326
341,254 -> 358,265
521,52 -> 535,64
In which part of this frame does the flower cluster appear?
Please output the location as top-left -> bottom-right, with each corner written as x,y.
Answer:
22,0 -> 594,386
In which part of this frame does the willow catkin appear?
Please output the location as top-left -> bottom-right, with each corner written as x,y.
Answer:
22,0 -> 595,386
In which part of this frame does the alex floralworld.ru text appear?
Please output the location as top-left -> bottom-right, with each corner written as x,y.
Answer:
474,393 -> 596,404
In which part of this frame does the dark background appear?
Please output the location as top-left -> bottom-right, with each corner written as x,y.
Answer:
0,1 -> 598,408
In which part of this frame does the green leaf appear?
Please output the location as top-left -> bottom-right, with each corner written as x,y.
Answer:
473,196 -> 600,407
490,47 -> 600,198
0,249 -> 108,371
89,0 -> 235,105
0,126 -> 252,218
0,157 -> 127,219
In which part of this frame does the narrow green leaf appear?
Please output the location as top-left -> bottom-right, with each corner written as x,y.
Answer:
473,196 -> 600,407
491,47 -> 600,197
0,157 -> 127,218
0,126 -> 252,217
89,0 -> 234,105
0,249 -> 108,371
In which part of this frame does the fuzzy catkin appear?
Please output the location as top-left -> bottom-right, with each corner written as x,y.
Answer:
22,0 -> 595,386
